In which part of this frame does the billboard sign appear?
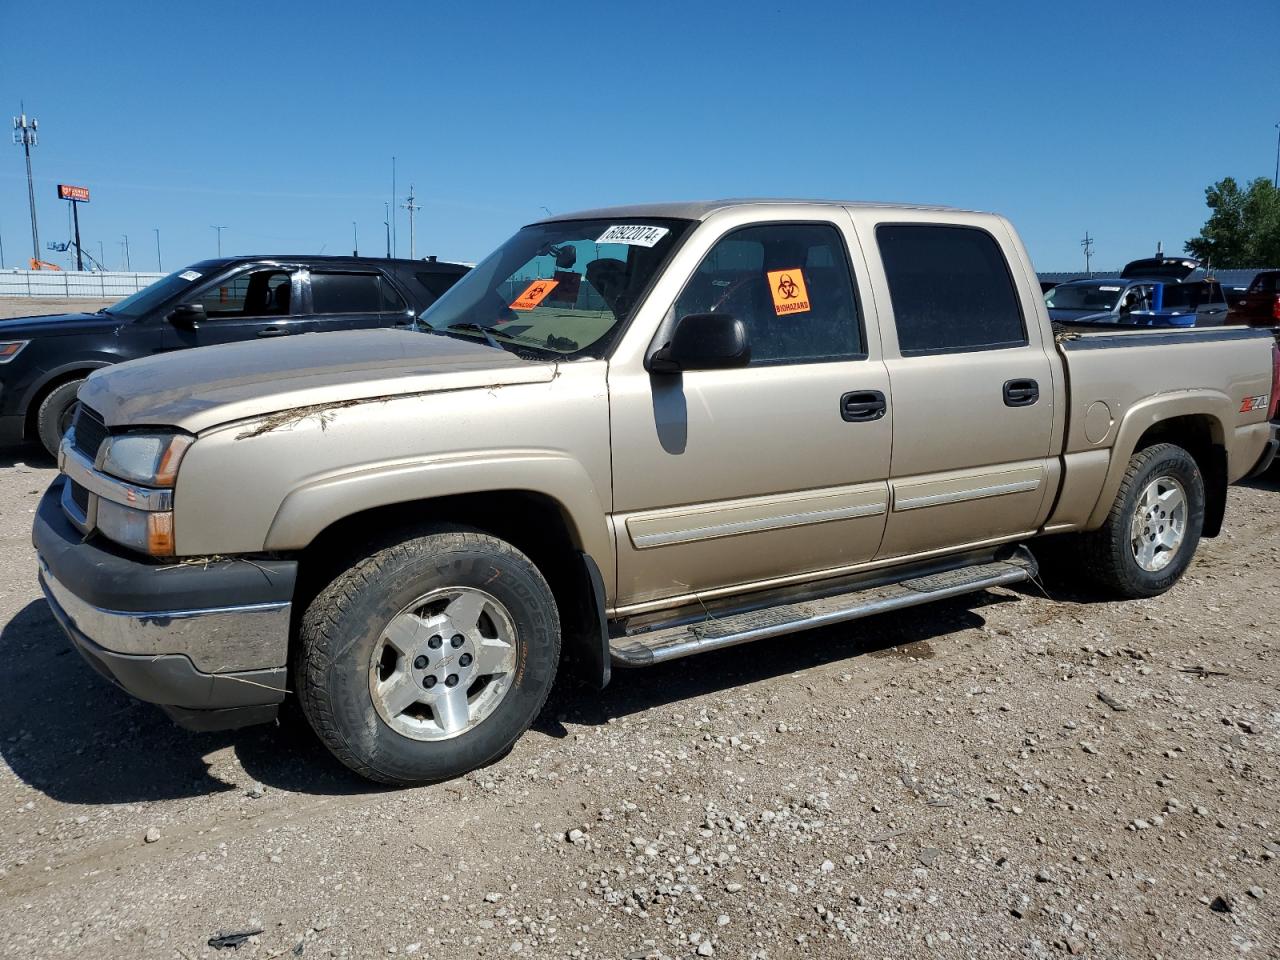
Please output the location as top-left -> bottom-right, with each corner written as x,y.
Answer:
57,184 -> 90,202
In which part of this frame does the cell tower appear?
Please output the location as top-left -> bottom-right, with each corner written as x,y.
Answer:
12,106 -> 39,261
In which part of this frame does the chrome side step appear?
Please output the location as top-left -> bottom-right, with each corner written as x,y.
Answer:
609,547 -> 1036,667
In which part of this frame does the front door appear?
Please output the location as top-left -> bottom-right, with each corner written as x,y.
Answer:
609,219 -> 892,611
166,266 -> 309,347
861,218 -> 1057,559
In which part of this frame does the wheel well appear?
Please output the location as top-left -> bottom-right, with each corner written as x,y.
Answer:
292,491 -> 604,681
1133,415 -> 1227,537
23,370 -> 90,441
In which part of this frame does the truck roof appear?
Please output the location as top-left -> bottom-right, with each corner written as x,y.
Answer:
539,198 -> 976,223
186,255 -> 469,272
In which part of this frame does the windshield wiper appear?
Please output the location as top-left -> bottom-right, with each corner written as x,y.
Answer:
439,322 -> 505,351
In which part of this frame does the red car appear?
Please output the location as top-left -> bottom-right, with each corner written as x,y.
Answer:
1227,271 -> 1280,327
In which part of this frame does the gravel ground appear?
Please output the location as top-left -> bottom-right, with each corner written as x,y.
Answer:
0,297 -> 117,319
0,449 -> 1276,960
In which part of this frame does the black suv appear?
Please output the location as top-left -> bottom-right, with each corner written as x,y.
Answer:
0,255 -> 469,455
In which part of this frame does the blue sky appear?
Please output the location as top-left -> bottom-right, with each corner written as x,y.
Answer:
2,0 -> 1277,273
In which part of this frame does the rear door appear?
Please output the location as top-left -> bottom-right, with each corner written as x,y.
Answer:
852,214 -> 1058,560
304,269 -> 415,332
165,266 -> 309,347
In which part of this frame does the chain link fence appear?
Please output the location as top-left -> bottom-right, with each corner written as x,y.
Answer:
0,270 -> 165,298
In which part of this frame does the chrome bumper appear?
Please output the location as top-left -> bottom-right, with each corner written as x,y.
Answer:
39,558 -> 291,674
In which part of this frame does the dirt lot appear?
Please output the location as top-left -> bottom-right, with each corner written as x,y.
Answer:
0,448 -> 1276,960
0,297 -> 117,320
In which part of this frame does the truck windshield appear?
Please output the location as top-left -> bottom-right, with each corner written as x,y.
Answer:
421,218 -> 692,358
104,268 -> 209,318
1045,282 -> 1125,311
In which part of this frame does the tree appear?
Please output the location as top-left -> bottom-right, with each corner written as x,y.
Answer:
1185,177 -> 1280,267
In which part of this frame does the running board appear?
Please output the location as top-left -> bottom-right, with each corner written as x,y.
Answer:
609,548 -> 1037,667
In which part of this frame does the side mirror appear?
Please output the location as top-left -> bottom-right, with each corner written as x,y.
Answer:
168,303 -> 206,330
649,313 -> 750,374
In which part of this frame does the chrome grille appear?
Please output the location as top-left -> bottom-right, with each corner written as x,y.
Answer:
70,405 -> 108,461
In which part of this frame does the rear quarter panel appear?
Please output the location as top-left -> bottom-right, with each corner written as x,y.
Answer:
1048,330 -> 1273,530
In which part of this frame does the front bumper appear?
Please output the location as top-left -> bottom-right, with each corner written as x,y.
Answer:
34,478 -> 297,731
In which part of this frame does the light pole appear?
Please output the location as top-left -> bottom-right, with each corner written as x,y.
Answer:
211,224 -> 225,257
352,220 -> 358,256
121,234 -> 131,271
98,240 -> 105,269
154,228 -> 162,271
383,203 -> 391,258
391,156 -> 397,258
12,106 -> 39,263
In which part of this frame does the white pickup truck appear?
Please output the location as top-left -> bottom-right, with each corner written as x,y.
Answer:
35,200 -> 1280,784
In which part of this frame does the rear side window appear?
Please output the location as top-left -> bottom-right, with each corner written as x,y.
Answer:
310,272 -> 403,313
415,271 -> 463,300
877,224 -> 1026,355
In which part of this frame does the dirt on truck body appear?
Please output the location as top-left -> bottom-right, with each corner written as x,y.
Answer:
33,199 -> 1280,784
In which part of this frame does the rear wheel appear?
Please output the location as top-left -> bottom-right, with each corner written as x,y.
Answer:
296,526 -> 560,785
35,379 -> 85,458
1075,443 -> 1204,598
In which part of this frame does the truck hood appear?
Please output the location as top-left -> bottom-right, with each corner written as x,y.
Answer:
0,311 -> 121,339
79,329 -> 557,434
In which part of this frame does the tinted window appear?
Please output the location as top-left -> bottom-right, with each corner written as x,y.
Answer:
191,269 -> 293,318
673,223 -> 861,365
1160,284 -> 1189,309
415,271 -> 462,300
311,272 -> 386,314
877,224 -> 1025,355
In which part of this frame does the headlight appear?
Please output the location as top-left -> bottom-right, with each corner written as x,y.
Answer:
96,499 -> 175,556
99,433 -> 193,487
0,340 -> 29,363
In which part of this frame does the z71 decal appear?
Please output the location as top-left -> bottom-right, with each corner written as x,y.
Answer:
1239,395 -> 1269,413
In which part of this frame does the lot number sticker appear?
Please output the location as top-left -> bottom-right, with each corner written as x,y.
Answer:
595,224 -> 670,247
766,268 -> 811,316
179,270 -> 202,281
510,279 -> 559,311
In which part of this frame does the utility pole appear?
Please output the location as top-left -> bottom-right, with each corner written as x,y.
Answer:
12,106 -> 39,263
121,234 -> 131,271
211,224 -> 225,257
154,228 -> 162,271
69,197 -> 84,270
352,221 -> 358,256
1274,122 -> 1279,189
402,184 -> 421,260
1080,231 -> 1094,278
391,156 -> 397,258
383,202 -> 391,258
98,240 -> 105,269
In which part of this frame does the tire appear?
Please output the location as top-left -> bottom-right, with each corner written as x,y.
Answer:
296,526 -> 560,785
35,379 -> 85,458
1075,443 -> 1205,599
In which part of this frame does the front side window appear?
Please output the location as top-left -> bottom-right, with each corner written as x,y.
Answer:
190,269 -> 293,318
877,224 -> 1026,355
310,272 -> 404,314
421,218 -> 692,358
673,222 -> 862,364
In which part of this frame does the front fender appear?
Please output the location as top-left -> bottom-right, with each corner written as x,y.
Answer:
262,449 -> 615,577
1084,390 -> 1231,529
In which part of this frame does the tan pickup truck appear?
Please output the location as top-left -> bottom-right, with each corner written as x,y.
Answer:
34,200 -> 1280,784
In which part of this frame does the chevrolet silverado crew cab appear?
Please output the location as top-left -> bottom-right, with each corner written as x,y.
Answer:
34,201 -> 1280,785
0,255 -> 469,456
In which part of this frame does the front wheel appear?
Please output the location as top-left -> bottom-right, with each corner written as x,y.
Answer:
296,527 -> 561,785
1075,442 -> 1205,598
35,379 -> 85,458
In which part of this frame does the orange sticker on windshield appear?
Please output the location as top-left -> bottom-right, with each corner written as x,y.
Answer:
767,269 -> 810,316
510,279 -> 558,311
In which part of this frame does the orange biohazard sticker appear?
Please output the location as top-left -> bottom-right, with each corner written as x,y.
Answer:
510,279 -> 559,311
766,269 -> 810,316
